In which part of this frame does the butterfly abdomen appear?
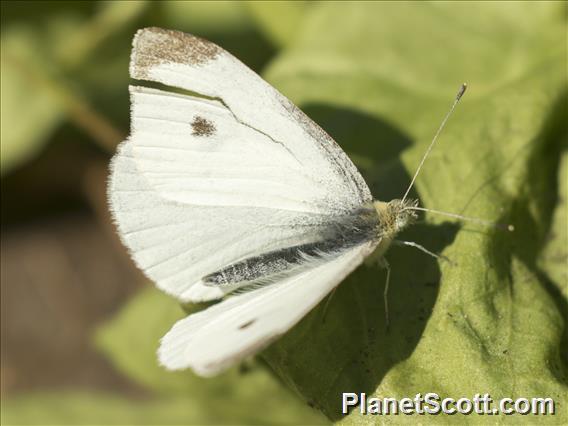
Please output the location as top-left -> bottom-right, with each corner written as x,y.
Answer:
203,207 -> 379,288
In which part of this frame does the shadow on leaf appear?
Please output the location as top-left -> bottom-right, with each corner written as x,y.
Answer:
490,89 -> 568,385
262,104 -> 459,420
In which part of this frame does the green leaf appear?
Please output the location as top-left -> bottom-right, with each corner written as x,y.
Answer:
256,2 -> 568,423
246,1 -> 311,47
0,26 -> 64,174
94,287 -> 327,425
161,1 -> 253,33
53,1 -> 148,69
0,2 -> 147,172
0,391 -> 325,425
95,286 -> 190,394
159,1 -> 276,72
538,152 -> 568,300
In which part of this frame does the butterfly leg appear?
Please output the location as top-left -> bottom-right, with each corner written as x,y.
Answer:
393,240 -> 455,266
377,257 -> 391,330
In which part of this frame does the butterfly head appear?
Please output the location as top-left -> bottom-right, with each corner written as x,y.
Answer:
374,198 -> 419,238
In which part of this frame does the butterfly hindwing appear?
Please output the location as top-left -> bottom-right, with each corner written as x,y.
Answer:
158,241 -> 376,376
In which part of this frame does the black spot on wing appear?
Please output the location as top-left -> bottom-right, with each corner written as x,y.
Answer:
191,116 -> 216,137
238,319 -> 256,330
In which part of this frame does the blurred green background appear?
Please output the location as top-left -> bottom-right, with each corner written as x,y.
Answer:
1,1 -> 566,425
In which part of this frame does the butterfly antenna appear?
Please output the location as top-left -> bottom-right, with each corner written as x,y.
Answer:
401,83 -> 467,203
403,206 -> 515,231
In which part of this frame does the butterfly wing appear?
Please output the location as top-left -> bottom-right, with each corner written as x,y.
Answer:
129,27 -> 371,209
158,241 -> 376,376
108,28 -> 375,302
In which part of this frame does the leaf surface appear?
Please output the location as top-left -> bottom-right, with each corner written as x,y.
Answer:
93,287 -> 328,425
258,2 -> 567,423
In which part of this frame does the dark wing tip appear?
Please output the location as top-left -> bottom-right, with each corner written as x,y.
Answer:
131,27 -> 222,80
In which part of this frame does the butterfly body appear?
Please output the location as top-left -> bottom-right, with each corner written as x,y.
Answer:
374,199 -> 419,239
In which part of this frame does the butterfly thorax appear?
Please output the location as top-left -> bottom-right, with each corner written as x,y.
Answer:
373,198 -> 418,240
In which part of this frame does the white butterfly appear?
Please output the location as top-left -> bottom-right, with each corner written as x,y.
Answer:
108,27 -> 475,377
